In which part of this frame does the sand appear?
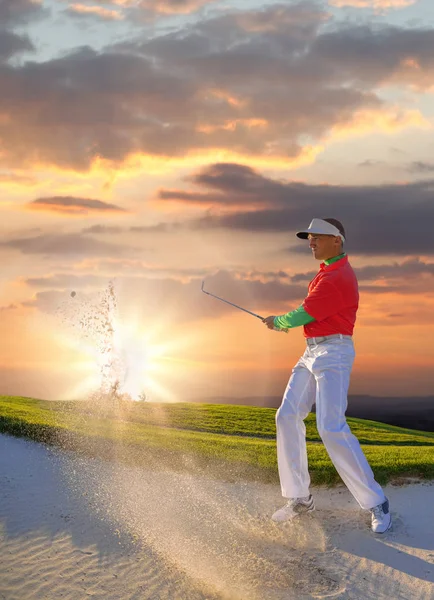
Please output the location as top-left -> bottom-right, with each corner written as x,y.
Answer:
0,433 -> 433,600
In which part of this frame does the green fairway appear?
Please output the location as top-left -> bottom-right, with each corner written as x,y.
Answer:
0,395 -> 433,485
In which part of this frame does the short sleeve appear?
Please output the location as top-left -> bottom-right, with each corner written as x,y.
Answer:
302,278 -> 345,322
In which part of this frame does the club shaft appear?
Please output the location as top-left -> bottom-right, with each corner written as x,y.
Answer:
202,290 -> 263,319
201,281 -> 288,333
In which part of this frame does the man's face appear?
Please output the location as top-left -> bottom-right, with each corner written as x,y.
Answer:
308,233 -> 342,261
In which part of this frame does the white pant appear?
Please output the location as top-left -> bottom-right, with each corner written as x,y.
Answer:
276,337 -> 385,510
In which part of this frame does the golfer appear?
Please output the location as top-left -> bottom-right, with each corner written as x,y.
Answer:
263,218 -> 391,534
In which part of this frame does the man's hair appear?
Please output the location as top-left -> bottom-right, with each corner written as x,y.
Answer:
323,217 -> 346,242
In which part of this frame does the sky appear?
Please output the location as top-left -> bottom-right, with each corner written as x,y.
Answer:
1,0 -> 434,403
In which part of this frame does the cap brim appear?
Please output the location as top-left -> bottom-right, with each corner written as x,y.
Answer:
296,231 -> 344,240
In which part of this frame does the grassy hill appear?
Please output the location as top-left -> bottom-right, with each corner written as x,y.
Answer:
1,395 -> 433,486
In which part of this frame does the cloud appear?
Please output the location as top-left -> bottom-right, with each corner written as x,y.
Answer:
0,0 -> 48,26
329,107 -> 429,139
158,189 -> 239,206
1,4 -> 434,170
23,266 -> 295,292
62,0 -> 221,23
0,233 -> 136,257
24,257 -> 434,291
134,0 -> 217,16
81,222 -> 183,234
20,289 -> 71,312
0,172 -> 37,185
358,159 -> 385,167
356,257 -> 434,294
129,222 -> 183,232
294,259 -> 434,294
66,3 -> 124,21
24,273 -> 109,289
329,0 -> 417,10
27,196 -> 128,215
233,2 -> 329,33
357,257 -> 434,279
309,25 -> 434,90
23,265 -> 210,290
0,30 -> 35,62
0,303 -> 19,311
21,269 -> 307,322
158,163 -> 295,206
408,161 -> 434,173
82,224 -> 125,234
157,162 -> 434,256
0,46 -> 196,170
20,254 -> 434,326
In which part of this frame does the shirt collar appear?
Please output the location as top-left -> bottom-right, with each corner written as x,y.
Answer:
321,253 -> 347,270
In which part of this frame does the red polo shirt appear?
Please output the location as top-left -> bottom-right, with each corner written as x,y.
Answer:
302,254 -> 358,337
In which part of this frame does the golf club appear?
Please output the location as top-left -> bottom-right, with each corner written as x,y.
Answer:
201,281 -> 288,333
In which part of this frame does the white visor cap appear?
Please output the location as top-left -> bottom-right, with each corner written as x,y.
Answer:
296,218 -> 345,242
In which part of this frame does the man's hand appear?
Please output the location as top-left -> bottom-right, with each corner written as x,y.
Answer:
263,315 -> 277,330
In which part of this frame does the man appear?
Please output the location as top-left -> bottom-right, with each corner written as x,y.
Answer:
263,218 -> 391,534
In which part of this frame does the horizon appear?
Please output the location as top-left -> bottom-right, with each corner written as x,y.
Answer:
4,392 -> 433,402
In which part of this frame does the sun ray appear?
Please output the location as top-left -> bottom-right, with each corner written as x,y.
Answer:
49,290 -> 205,402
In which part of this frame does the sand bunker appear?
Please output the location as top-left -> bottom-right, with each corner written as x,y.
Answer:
0,434 -> 433,599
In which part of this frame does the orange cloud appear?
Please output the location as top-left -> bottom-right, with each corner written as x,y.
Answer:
2,4 -> 434,175
120,145 -> 324,177
328,107 -> 430,141
235,3 -> 329,32
68,3 -> 124,20
108,0 -> 215,15
329,0 -> 417,9
203,88 -> 247,108
0,172 -> 38,186
401,57 -> 421,70
196,118 -> 268,134
137,0 -> 214,15
26,196 -> 127,215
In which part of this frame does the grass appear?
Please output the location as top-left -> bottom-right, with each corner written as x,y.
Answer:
1,395 -> 433,486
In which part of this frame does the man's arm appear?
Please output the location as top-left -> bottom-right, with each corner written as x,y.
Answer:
273,304 -> 315,329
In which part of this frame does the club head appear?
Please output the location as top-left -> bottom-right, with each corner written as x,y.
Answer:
201,280 -> 206,293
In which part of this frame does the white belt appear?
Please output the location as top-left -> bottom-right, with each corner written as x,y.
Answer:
306,333 -> 352,346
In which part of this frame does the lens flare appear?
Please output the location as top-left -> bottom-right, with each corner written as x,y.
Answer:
52,280 -> 203,403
